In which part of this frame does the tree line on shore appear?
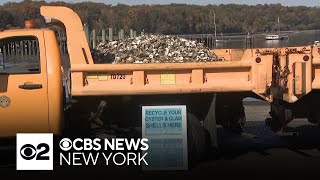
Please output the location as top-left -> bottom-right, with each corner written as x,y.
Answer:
0,0 -> 320,34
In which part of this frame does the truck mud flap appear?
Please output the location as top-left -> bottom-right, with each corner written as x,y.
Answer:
203,93 -> 219,149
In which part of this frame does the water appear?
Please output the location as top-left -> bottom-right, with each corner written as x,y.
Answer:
214,30 -> 320,49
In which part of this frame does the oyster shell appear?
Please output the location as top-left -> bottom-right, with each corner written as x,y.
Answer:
92,34 -> 219,64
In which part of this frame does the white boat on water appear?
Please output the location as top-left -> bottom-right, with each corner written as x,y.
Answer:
265,34 -> 288,40
215,39 -> 227,43
265,17 -> 289,40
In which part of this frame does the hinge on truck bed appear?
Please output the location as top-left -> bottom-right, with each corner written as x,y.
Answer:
285,47 -> 311,54
270,46 -> 312,103
255,48 -> 278,56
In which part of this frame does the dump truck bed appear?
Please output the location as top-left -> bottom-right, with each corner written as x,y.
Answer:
39,6 -> 264,98
70,60 -> 253,96
69,48 -> 267,97
40,6 -> 320,103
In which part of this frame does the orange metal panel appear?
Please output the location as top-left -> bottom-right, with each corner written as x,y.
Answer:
71,67 -> 253,96
285,51 -> 312,102
71,61 -> 252,72
70,61 -> 254,96
294,62 -> 304,95
312,46 -> 320,89
43,30 -> 63,135
191,69 -> 204,84
40,6 -> 94,65
256,64 -> 267,94
133,71 -> 145,86
72,83 -> 253,96
0,30 -> 49,137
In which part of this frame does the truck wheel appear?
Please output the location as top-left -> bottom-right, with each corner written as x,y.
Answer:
216,93 -> 246,133
218,106 -> 246,133
187,112 -> 208,163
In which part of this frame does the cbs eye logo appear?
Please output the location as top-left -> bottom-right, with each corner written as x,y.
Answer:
59,138 -> 72,151
20,143 -> 50,160
16,133 -> 53,170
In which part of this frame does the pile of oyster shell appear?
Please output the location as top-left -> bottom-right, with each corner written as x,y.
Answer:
92,35 -> 219,64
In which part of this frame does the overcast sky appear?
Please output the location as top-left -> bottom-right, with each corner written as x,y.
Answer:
0,0 -> 319,7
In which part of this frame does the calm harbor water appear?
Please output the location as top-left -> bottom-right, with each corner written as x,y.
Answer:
214,30 -> 320,49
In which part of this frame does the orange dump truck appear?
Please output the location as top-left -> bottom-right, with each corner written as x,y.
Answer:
0,6 -> 319,151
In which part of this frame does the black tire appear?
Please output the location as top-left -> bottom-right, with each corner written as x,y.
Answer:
187,112 -> 208,163
215,93 -> 246,133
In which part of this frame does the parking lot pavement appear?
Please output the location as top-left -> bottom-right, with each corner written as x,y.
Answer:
198,103 -> 320,178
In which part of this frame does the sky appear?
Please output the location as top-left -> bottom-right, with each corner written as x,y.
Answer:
0,0 -> 319,7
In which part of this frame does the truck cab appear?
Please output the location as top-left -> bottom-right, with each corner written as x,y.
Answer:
0,28 -> 63,137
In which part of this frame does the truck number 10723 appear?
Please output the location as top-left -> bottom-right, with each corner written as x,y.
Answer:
110,74 -> 126,80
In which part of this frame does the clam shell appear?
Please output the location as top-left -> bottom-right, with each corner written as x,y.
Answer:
93,34 -> 219,64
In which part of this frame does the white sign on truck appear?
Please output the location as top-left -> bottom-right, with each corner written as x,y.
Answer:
142,105 -> 188,170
